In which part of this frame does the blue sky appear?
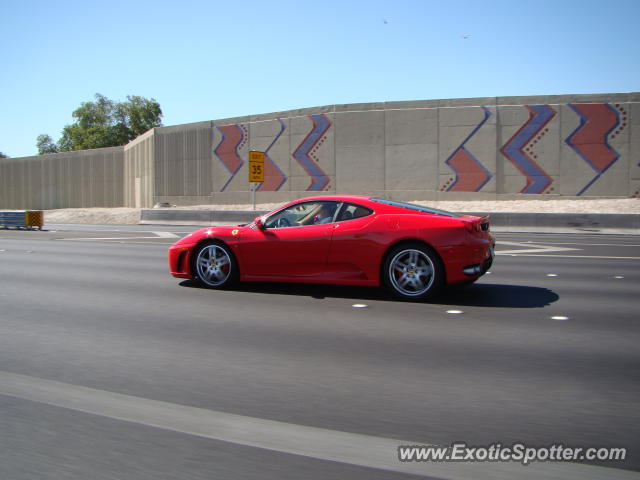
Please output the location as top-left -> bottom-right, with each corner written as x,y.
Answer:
1,0 -> 638,157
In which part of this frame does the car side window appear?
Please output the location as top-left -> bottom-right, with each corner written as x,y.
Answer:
309,202 -> 339,225
337,203 -> 373,221
265,203 -> 313,228
265,201 -> 339,228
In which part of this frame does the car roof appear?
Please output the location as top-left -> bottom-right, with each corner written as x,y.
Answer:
282,195 -> 462,218
290,194 -> 371,203
279,195 -> 379,210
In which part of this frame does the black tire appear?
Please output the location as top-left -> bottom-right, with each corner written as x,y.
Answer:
382,243 -> 444,300
191,241 -> 238,289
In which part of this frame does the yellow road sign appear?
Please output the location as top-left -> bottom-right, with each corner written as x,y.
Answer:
248,151 -> 265,182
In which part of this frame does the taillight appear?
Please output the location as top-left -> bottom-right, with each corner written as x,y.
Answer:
464,222 -> 481,234
462,215 -> 489,234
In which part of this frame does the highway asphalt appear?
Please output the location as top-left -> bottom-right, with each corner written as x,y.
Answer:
0,225 -> 639,479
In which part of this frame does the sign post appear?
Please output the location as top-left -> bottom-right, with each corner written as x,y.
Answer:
248,151 -> 265,210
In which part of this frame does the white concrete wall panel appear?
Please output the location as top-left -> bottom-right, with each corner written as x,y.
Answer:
438,107 -> 495,194
154,123 -> 212,198
250,119 -> 290,194
630,101 -> 640,194
335,110 -> 384,193
559,103 -> 630,196
385,108 -> 438,145
212,122 -> 249,193
335,145 -> 384,193
385,144 -> 438,191
0,147 -> 123,209
290,114 -> 335,192
384,108 -> 439,193
124,130 -> 154,207
499,104 -> 560,195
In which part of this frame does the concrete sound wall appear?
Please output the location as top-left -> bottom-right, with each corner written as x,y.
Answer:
0,147 -> 123,209
1,92 -> 638,210
124,130 -> 154,208
151,92 -> 639,207
154,122 -> 213,203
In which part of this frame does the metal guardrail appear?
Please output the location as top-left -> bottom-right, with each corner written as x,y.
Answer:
0,211 -> 44,230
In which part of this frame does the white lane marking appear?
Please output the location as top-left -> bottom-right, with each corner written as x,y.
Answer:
62,237 -> 158,241
513,242 -> 640,247
75,241 -> 175,246
152,231 -> 180,238
498,254 -> 640,260
497,234 -> 639,240
446,310 -> 464,314
496,241 -> 580,255
59,234 -> 177,242
352,304 -> 368,308
54,239 -> 174,246
551,316 -> 570,321
50,231 -> 180,242
2,371 -> 637,480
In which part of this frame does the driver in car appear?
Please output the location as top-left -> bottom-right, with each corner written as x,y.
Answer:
314,204 -> 335,224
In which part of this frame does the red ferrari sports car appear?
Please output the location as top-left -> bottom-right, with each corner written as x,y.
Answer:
168,195 -> 494,300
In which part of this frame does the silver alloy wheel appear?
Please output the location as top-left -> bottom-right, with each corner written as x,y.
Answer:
388,249 -> 435,297
196,244 -> 231,286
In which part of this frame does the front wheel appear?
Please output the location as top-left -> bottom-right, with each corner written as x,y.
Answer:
192,241 -> 238,289
383,243 -> 444,300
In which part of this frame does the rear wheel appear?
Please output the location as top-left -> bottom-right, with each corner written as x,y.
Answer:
192,241 -> 238,289
383,243 -> 444,300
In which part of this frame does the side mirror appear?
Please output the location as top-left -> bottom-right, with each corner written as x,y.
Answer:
254,216 -> 266,229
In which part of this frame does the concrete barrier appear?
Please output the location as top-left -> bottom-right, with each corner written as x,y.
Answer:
140,209 -> 639,233
473,212 -> 640,231
140,209 -> 268,225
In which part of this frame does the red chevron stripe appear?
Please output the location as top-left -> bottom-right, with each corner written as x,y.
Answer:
569,104 -> 618,172
258,154 -> 286,191
447,148 -> 491,192
216,125 -> 244,174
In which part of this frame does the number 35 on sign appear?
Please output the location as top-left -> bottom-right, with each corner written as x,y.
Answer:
248,151 -> 265,182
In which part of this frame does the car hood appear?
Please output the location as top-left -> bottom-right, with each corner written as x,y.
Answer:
172,224 -> 251,246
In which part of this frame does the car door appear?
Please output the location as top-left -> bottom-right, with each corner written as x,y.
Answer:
239,201 -> 339,278
324,203 -> 378,282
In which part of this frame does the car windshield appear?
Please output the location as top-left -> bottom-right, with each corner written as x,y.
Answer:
369,198 -> 462,218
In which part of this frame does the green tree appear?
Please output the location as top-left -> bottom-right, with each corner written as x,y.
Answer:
38,93 -> 162,154
115,95 -> 163,140
36,134 -> 59,154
